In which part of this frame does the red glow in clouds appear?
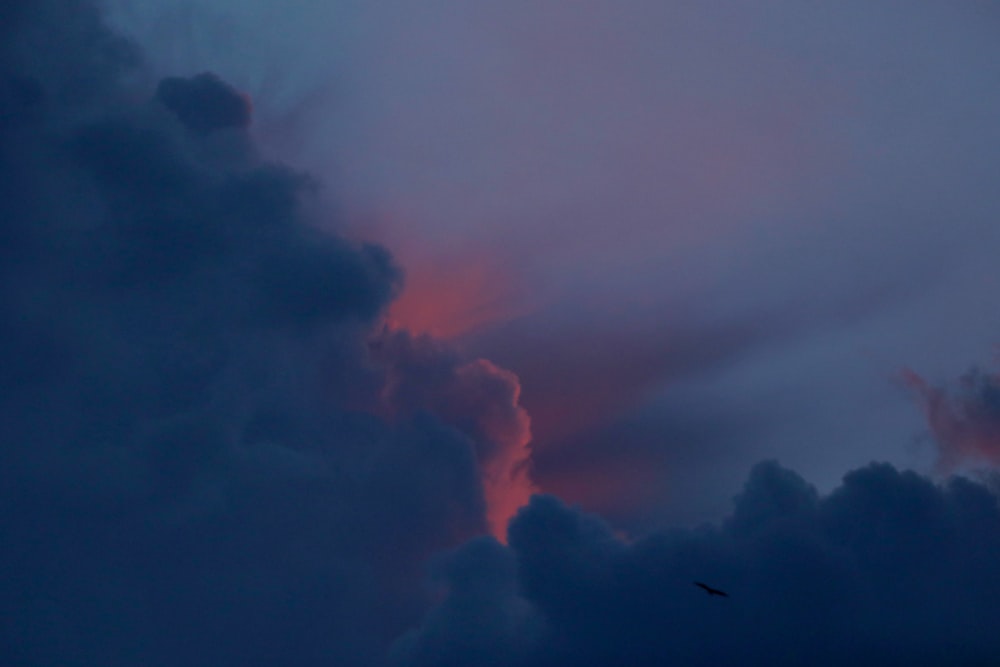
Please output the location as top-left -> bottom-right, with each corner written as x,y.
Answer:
374,326 -> 537,542
388,252 -> 522,339
902,367 -> 1000,470
453,359 -> 537,540
376,247 -> 537,538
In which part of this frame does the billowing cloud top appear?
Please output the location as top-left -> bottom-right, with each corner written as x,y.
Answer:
157,72 -> 252,133
396,462 -> 1000,666
0,2 -> 529,665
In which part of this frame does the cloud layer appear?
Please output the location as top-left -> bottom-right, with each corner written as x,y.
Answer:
5,3 -> 1000,666
397,461 -> 1000,666
374,327 -> 536,539
108,0 -> 1000,522
0,2 -> 529,664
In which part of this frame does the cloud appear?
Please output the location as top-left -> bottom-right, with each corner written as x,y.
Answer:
114,0 -> 1000,526
903,364 -> 1000,471
390,536 -> 544,667
8,3 -> 1000,665
374,327 -> 536,540
0,2 -> 532,664
386,245 -> 529,339
397,461 -> 1000,666
157,72 -> 251,133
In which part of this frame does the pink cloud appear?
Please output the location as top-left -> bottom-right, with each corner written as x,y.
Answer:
902,365 -> 1000,471
374,327 -> 537,540
387,247 -> 528,340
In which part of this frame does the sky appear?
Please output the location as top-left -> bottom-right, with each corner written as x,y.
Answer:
2,1 -> 1000,665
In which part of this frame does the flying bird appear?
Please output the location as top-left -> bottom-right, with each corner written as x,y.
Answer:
694,581 -> 729,598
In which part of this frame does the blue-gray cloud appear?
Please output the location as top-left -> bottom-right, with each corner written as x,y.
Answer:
0,2 -> 510,665
157,72 -> 251,133
397,461 -> 1000,667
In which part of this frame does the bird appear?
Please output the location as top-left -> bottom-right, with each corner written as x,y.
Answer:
694,581 -> 729,598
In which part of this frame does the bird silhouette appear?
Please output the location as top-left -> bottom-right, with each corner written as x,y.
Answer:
694,581 -> 729,598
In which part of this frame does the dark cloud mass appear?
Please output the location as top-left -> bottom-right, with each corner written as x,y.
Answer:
0,2 -> 495,665
157,72 -> 252,134
397,462 -> 1000,667
373,327 -> 535,538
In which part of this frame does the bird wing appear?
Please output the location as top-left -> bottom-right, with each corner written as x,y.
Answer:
694,581 -> 729,597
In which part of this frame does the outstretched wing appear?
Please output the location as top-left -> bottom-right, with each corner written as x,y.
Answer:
694,581 -> 729,597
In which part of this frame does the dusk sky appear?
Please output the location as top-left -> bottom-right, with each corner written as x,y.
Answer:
3,1 -> 1000,665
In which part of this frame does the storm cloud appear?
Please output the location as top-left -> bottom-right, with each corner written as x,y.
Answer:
0,2 -> 524,665
374,327 -> 536,539
397,461 -> 1000,667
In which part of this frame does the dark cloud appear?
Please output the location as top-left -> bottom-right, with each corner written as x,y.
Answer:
1,0 -> 139,109
374,327 -> 535,538
157,72 -> 252,133
904,364 -> 1000,471
0,73 -> 44,125
390,536 -> 544,667
398,461 -> 1000,667
0,3 -> 511,665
